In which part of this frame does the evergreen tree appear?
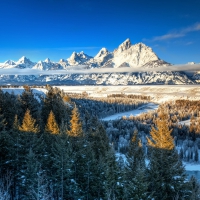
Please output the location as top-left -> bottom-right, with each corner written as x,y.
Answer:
68,106 -> 83,137
147,110 -> 190,199
0,111 -> 6,132
18,86 -> 40,125
51,133 -> 79,199
21,148 -> 40,199
19,109 -> 39,133
123,131 -> 149,199
194,149 -> 199,162
45,110 -> 59,134
147,112 -> 174,150
103,147 -> 119,200
189,176 -> 200,200
179,148 -> 184,160
41,86 -> 71,129
2,92 -> 17,130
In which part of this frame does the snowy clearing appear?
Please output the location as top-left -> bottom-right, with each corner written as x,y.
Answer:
2,88 -> 47,95
57,85 -> 200,103
102,103 -> 158,121
178,119 -> 191,126
184,162 -> 200,171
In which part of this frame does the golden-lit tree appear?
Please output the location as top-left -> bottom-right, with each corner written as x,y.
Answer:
19,109 -> 39,133
147,111 -> 174,150
68,106 -> 82,137
45,110 -> 59,134
147,109 -> 188,199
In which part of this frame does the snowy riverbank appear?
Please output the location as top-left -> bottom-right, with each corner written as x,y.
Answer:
102,103 -> 158,121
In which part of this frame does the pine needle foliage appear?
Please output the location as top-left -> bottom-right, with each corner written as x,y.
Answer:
19,109 -> 39,133
147,109 -> 189,199
45,110 -> 59,134
68,106 -> 83,137
147,110 -> 174,150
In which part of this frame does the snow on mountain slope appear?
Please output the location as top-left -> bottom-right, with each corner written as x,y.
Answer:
59,59 -> 69,68
0,39 -> 167,70
16,56 -> 36,68
112,39 -> 160,68
87,48 -> 113,68
0,39 -> 198,85
0,71 -> 194,85
0,60 -> 16,68
67,51 -> 93,65
33,58 -> 65,70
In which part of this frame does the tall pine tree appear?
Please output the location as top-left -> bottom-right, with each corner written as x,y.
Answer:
123,131 -> 149,199
68,106 -> 83,137
19,109 -> 39,133
45,110 -> 59,134
147,109 -> 190,199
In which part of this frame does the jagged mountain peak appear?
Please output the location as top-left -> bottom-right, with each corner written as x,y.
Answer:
59,58 -> 67,63
67,51 -> 93,65
115,38 -> 132,53
44,58 -> 51,63
95,48 -> 109,58
132,42 -> 154,52
0,39 -> 168,70
15,56 -> 35,68
4,60 -> 16,65
17,56 -> 30,63
112,40 -> 160,68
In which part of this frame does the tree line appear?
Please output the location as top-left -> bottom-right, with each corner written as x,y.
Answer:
0,86 -> 199,199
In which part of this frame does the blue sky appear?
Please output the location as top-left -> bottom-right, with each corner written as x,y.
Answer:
0,0 -> 199,64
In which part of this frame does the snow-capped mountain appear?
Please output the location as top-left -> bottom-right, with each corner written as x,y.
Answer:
16,56 -> 36,68
0,71 -> 195,85
0,39 -> 199,85
32,58 -> 64,70
0,39 -> 168,70
67,51 -> 93,65
111,39 -> 160,68
59,59 -> 69,68
0,60 -> 16,69
87,48 -> 113,68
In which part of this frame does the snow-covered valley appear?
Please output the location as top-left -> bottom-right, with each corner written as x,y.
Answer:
57,85 -> 200,103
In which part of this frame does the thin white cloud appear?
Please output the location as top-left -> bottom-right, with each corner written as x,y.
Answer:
0,64 -> 200,75
182,23 -> 200,33
185,41 -> 193,45
152,33 -> 185,41
150,23 -> 200,41
50,46 -> 101,51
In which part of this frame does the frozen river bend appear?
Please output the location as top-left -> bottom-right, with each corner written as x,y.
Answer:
102,103 -> 158,121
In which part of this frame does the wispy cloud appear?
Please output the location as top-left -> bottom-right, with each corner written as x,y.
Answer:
50,46 -> 101,51
0,64 -> 200,75
185,41 -> 193,45
148,23 -> 200,42
152,33 -> 185,41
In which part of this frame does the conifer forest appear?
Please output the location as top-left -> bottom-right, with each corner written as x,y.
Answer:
0,85 -> 200,200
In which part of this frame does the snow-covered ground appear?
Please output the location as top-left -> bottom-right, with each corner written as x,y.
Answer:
184,162 -> 200,171
3,85 -> 200,104
1,88 -> 47,102
178,119 -> 191,126
2,88 -> 47,95
57,85 -> 200,103
102,103 -> 158,121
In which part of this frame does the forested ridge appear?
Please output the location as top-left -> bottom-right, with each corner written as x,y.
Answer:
0,86 -> 199,199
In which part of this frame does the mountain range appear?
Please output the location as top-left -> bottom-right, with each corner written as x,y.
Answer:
0,39 -> 199,85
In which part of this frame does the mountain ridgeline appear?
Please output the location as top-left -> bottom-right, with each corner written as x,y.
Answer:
0,39 -> 198,85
